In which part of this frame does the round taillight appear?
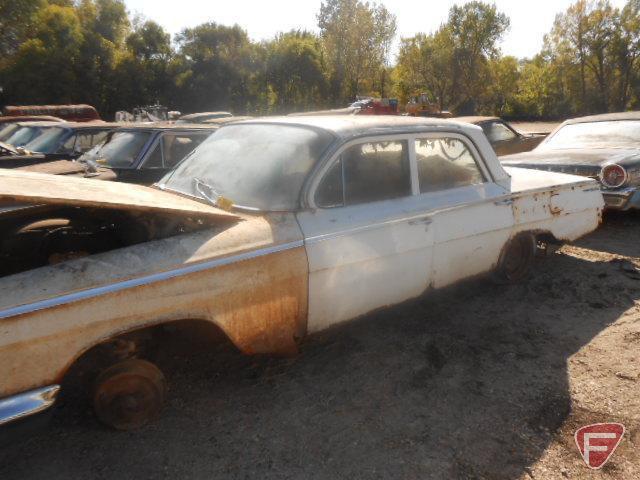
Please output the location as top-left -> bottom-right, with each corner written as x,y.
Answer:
600,164 -> 627,188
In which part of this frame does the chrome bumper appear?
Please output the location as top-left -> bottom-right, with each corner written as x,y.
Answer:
0,385 -> 60,427
602,187 -> 640,210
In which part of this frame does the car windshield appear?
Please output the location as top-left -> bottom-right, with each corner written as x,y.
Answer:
540,120 -> 640,150
79,130 -> 152,168
4,126 -> 45,147
24,127 -> 67,153
160,123 -> 334,211
0,124 -> 19,142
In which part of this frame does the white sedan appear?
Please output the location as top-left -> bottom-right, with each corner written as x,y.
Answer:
0,115 -> 602,431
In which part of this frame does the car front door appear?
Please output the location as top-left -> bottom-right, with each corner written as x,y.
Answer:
296,136 -> 436,333
413,134 -> 514,288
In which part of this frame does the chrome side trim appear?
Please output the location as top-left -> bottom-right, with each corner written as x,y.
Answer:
0,385 -> 60,426
0,240 -> 303,320
0,204 -> 44,215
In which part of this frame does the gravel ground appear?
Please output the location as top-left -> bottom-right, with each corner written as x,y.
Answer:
1,212 -> 639,480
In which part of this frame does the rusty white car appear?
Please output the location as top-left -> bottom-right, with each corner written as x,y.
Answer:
0,116 -> 603,432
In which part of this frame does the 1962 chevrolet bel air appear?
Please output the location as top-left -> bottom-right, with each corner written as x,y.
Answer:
0,116 -> 603,432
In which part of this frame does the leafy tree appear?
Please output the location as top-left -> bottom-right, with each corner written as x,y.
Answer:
394,29 -> 455,109
318,0 -> 396,103
174,22 -> 258,113
447,1 -> 510,112
3,4 -> 84,104
0,0 -> 48,58
393,1 -> 509,114
265,31 -> 327,112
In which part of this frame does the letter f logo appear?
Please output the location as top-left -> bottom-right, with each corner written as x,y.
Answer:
575,423 -> 625,469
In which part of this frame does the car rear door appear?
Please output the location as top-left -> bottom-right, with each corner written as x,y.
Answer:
296,136 -> 436,333
413,134 -> 514,288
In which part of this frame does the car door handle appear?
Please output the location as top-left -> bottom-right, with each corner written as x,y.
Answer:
494,198 -> 513,206
408,216 -> 433,226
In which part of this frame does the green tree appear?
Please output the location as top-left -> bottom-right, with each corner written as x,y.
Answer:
393,1 -> 509,114
3,4 -> 84,104
264,31 -> 327,112
174,23 -> 259,113
318,0 -> 396,103
394,29 -> 455,109
0,0 -> 48,58
447,1 -> 510,112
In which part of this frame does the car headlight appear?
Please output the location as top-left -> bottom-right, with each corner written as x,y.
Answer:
600,163 -> 628,188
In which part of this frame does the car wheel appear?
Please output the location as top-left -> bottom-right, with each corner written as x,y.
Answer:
493,233 -> 536,284
93,359 -> 166,430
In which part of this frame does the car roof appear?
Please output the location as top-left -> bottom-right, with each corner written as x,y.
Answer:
114,122 -> 221,131
231,115 -> 474,138
12,121 -> 118,129
0,115 -> 65,123
179,112 -> 232,120
565,111 -> 640,124
454,116 -> 500,124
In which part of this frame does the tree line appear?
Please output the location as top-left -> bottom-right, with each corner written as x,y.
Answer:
1,0 -> 639,119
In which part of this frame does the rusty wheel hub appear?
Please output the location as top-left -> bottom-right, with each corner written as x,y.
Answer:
93,359 -> 166,430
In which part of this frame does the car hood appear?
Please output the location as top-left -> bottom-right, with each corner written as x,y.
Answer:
16,159 -> 87,175
0,169 -> 239,221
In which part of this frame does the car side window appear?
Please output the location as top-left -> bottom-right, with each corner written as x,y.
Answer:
61,134 -> 77,154
415,137 -> 485,193
162,133 -> 208,168
142,133 -> 209,169
316,140 -> 411,207
91,130 -> 109,147
144,142 -> 163,168
483,122 -> 517,142
74,132 -> 99,152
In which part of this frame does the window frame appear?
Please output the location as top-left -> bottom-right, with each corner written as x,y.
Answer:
413,133 -> 489,194
139,130 -> 211,170
309,131 -> 492,210
482,120 -> 520,143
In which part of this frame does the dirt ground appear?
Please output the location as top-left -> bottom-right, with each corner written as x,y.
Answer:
1,211 -> 639,480
510,121 -> 561,135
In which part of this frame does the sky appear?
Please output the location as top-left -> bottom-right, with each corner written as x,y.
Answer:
124,0 -> 629,60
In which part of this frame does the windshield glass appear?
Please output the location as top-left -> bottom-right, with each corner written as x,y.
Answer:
0,124 -> 19,142
24,127 -> 67,153
541,120 -> 640,150
161,124 -> 334,211
79,130 -> 152,167
4,126 -> 45,147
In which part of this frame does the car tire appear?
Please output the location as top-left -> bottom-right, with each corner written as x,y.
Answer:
93,358 -> 166,430
493,233 -> 536,284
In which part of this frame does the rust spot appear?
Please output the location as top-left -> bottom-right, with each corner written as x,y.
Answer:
0,246 -> 309,397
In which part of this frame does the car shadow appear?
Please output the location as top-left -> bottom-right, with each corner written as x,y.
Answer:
0,225 -> 638,479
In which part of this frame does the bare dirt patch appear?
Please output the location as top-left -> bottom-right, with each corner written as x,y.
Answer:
1,211 -> 639,479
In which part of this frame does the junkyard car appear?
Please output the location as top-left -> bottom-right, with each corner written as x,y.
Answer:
501,112 -> 640,210
73,123 -> 219,184
0,122 -> 116,168
456,116 -> 546,156
0,116 -> 603,432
